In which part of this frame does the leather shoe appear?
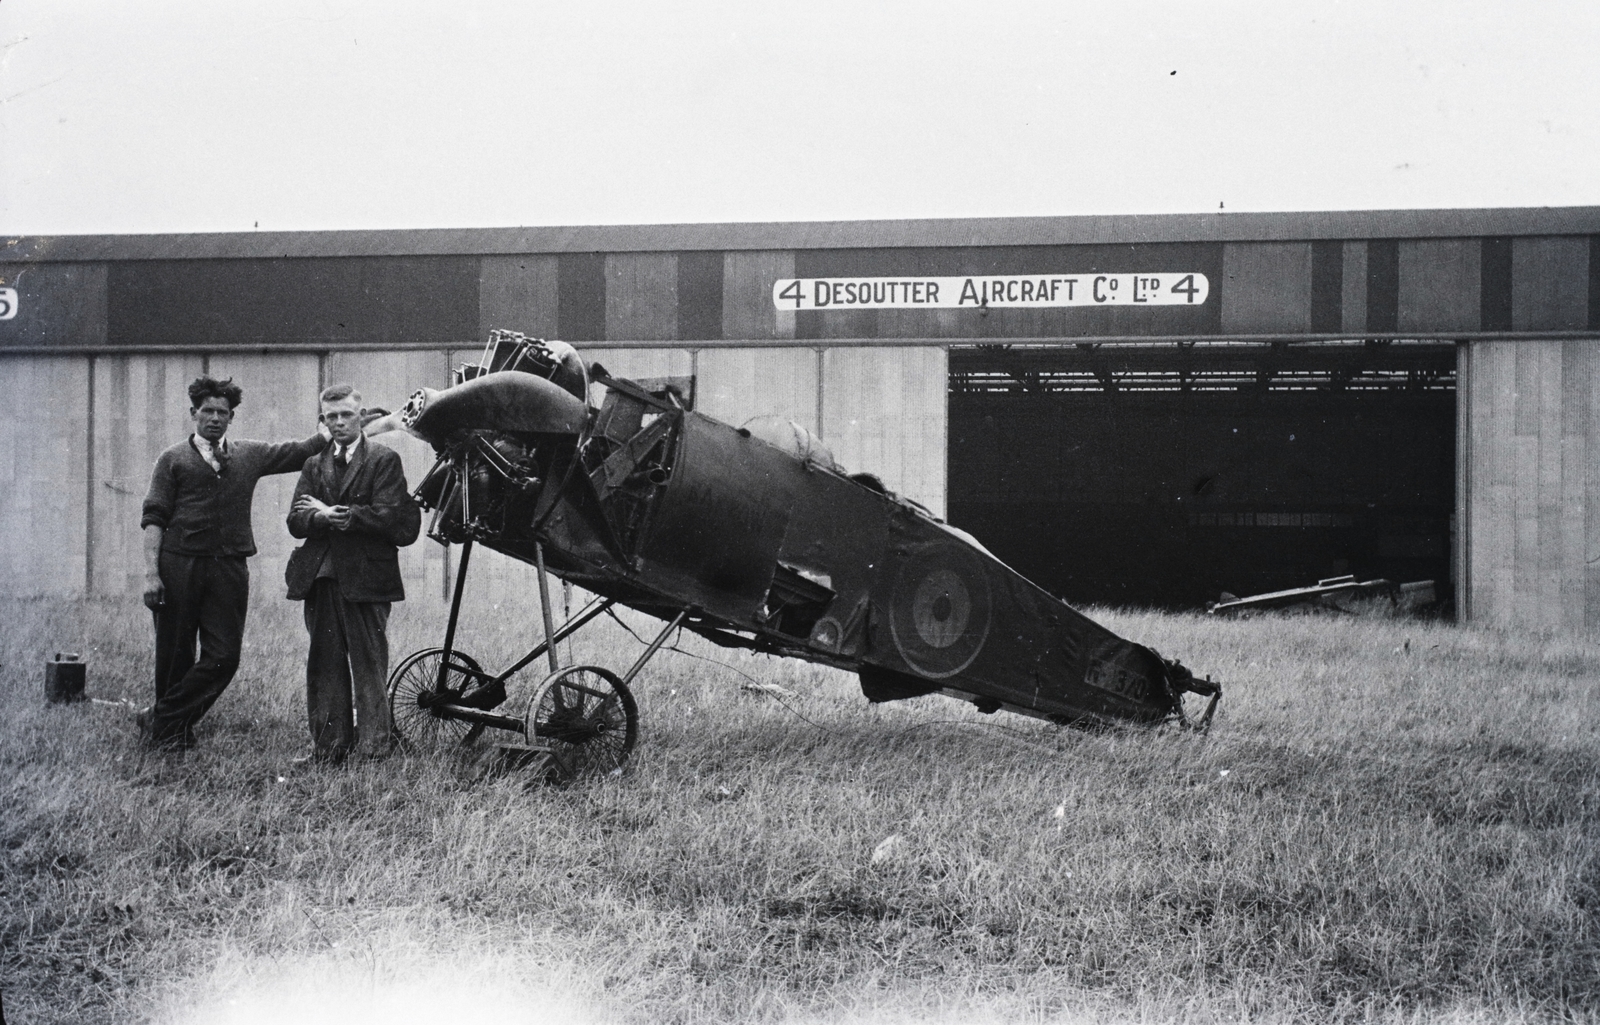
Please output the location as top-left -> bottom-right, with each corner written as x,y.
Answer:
135,709 -> 194,751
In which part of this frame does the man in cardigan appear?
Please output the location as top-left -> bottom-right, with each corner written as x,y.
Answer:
285,384 -> 421,763
139,376 -> 328,750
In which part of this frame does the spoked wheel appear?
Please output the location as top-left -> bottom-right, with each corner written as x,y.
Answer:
526,665 -> 639,775
387,648 -> 487,752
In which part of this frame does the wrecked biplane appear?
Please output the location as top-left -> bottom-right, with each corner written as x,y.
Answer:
375,332 -> 1220,774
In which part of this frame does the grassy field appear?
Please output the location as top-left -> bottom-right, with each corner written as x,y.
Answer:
2,584 -> 1598,1025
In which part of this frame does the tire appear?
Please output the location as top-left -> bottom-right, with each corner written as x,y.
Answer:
387,647 -> 486,752
526,665 -> 639,775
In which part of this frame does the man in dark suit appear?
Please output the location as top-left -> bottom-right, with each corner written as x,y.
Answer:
139,375 -> 328,750
285,383 -> 421,763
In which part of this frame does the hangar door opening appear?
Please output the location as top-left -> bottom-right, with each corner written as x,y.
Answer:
947,341 -> 1457,609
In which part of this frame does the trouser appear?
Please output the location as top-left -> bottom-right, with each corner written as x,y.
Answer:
150,551 -> 249,746
303,578 -> 393,760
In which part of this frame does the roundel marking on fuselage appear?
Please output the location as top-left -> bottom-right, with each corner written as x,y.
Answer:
889,544 -> 992,679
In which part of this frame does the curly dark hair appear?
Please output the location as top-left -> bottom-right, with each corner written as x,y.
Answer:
188,376 -> 243,410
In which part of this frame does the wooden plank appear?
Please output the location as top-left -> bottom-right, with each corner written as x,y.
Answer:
676,252 -> 724,341
1219,243 -> 1313,335
1474,343 -> 1517,626
1310,241 -> 1343,333
1560,429 -> 1586,633
0,357 -> 89,596
723,251 -> 796,340
1509,342 -> 1555,630
1398,239 -> 1481,333
1508,342 -> 1533,628
557,254 -> 606,342
820,347 -> 947,517
1367,239 -> 1400,333
0,263 -> 109,348
1455,342 -> 1471,620
479,254 -> 559,339
91,353 -> 205,597
697,348 -> 819,433
1590,236 -> 1600,331
1512,237 -> 1588,332
1480,238 -> 1513,332
605,253 -> 678,341
204,353 -> 323,598
1559,341 -> 1590,633
1341,241 -> 1368,336
1512,429 -> 1539,629
1513,335 -> 1541,437
1587,337 -> 1600,631
1535,342 -> 1564,632
1561,338 -> 1593,437
1493,343 -> 1521,626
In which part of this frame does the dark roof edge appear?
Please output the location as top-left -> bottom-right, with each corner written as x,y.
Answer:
6,206 -> 1600,262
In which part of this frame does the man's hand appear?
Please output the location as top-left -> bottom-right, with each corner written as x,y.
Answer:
141,525 -> 165,610
143,571 -> 164,611
294,494 -> 352,530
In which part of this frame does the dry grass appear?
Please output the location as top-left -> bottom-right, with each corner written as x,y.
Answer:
2,583 -> 1598,1025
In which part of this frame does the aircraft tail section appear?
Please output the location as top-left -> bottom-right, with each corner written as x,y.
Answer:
862,508 -> 1215,727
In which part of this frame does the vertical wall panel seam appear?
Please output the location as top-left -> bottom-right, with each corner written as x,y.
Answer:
815,347 -> 827,440
1459,339 -> 1467,624
85,352 -> 96,597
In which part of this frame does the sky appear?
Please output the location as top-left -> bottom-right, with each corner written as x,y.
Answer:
1,0 -> 1598,235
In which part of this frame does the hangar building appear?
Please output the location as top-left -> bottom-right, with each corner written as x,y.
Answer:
3,207 -> 1598,633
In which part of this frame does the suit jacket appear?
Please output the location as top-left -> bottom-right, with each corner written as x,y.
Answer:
285,439 -> 421,603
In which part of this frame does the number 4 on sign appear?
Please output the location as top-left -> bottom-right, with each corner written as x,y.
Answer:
0,288 -> 15,320
776,280 -> 804,309
1170,275 -> 1199,303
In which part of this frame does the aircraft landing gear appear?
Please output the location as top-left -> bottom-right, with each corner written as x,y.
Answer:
386,538 -> 676,778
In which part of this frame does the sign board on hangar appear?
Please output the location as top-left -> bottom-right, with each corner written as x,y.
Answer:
773,273 -> 1209,311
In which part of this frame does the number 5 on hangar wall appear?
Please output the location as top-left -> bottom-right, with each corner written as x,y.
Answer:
0,288 -> 16,320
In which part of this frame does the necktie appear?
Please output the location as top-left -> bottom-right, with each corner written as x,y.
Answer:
332,448 -> 349,488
